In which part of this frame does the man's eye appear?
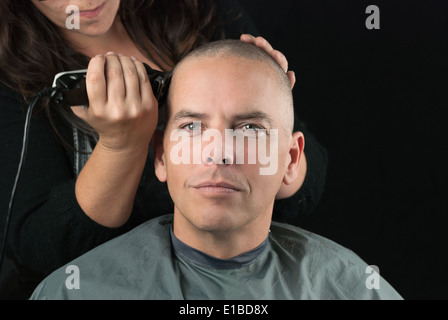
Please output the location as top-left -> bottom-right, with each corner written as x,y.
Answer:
242,124 -> 257,131
181,122 -> 202,132
241,124 -> 267,136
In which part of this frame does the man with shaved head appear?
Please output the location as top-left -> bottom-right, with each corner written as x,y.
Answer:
30,40 -> 402,300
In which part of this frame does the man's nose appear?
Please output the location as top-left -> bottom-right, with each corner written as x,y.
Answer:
203,131 -> 234,166
204,155 -> 233,165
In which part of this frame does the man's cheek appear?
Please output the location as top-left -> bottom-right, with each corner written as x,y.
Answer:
257,130 -> 279,176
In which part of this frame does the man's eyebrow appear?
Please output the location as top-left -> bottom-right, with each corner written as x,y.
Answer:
173,110 -> 209,122
172,110 -> 274,126
233,111 -> 274,127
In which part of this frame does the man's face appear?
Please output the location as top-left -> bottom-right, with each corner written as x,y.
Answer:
155,56 -> 295,235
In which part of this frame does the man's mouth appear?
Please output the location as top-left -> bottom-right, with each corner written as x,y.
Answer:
193,181 -> 241,194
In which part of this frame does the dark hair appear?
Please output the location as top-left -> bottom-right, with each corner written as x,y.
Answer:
0,0 -> 221,138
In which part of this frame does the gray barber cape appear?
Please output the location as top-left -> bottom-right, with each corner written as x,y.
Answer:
30,215 -> 402,300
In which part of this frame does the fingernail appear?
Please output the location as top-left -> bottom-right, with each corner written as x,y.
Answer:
106,51 -> 115,55
130,56 -> 136,61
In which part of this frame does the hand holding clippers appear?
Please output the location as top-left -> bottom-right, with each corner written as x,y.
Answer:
51,63 -> 171,107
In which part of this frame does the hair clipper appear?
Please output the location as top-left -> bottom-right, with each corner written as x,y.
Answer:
51,63 -> 171,107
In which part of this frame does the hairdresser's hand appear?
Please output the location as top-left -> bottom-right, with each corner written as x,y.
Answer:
71,53 -> 158,227
72,53 -> 158,152
240,34 -> 296,89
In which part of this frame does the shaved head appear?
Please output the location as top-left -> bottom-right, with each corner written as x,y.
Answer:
167,39 -> 294,135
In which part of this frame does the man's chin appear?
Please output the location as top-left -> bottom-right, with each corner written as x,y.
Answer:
174,203 -> 249,234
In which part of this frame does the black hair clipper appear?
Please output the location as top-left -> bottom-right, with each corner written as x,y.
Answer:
51,63 -> 171,107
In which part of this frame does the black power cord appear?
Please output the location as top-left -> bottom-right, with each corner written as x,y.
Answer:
0,87 -> 56,277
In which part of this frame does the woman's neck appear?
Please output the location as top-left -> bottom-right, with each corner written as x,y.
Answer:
62,17 -> 162,70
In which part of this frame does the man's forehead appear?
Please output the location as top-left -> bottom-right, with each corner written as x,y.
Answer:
165,48 -> 294,134
169,56 -> 276,106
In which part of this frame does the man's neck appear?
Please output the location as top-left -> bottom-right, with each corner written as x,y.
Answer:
170,226 -> 270,269
172,210 -> 272,260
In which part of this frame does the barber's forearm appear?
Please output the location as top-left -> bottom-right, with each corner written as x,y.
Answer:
276,153 -> 307,200
75,142 -> 149,228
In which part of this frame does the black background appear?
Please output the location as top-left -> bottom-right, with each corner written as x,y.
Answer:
0,0 -> 445,302
239,0 -> 447,299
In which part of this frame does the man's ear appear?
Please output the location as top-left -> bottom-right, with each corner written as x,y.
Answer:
282,131 -> 305,186
152,129 -> 167,182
